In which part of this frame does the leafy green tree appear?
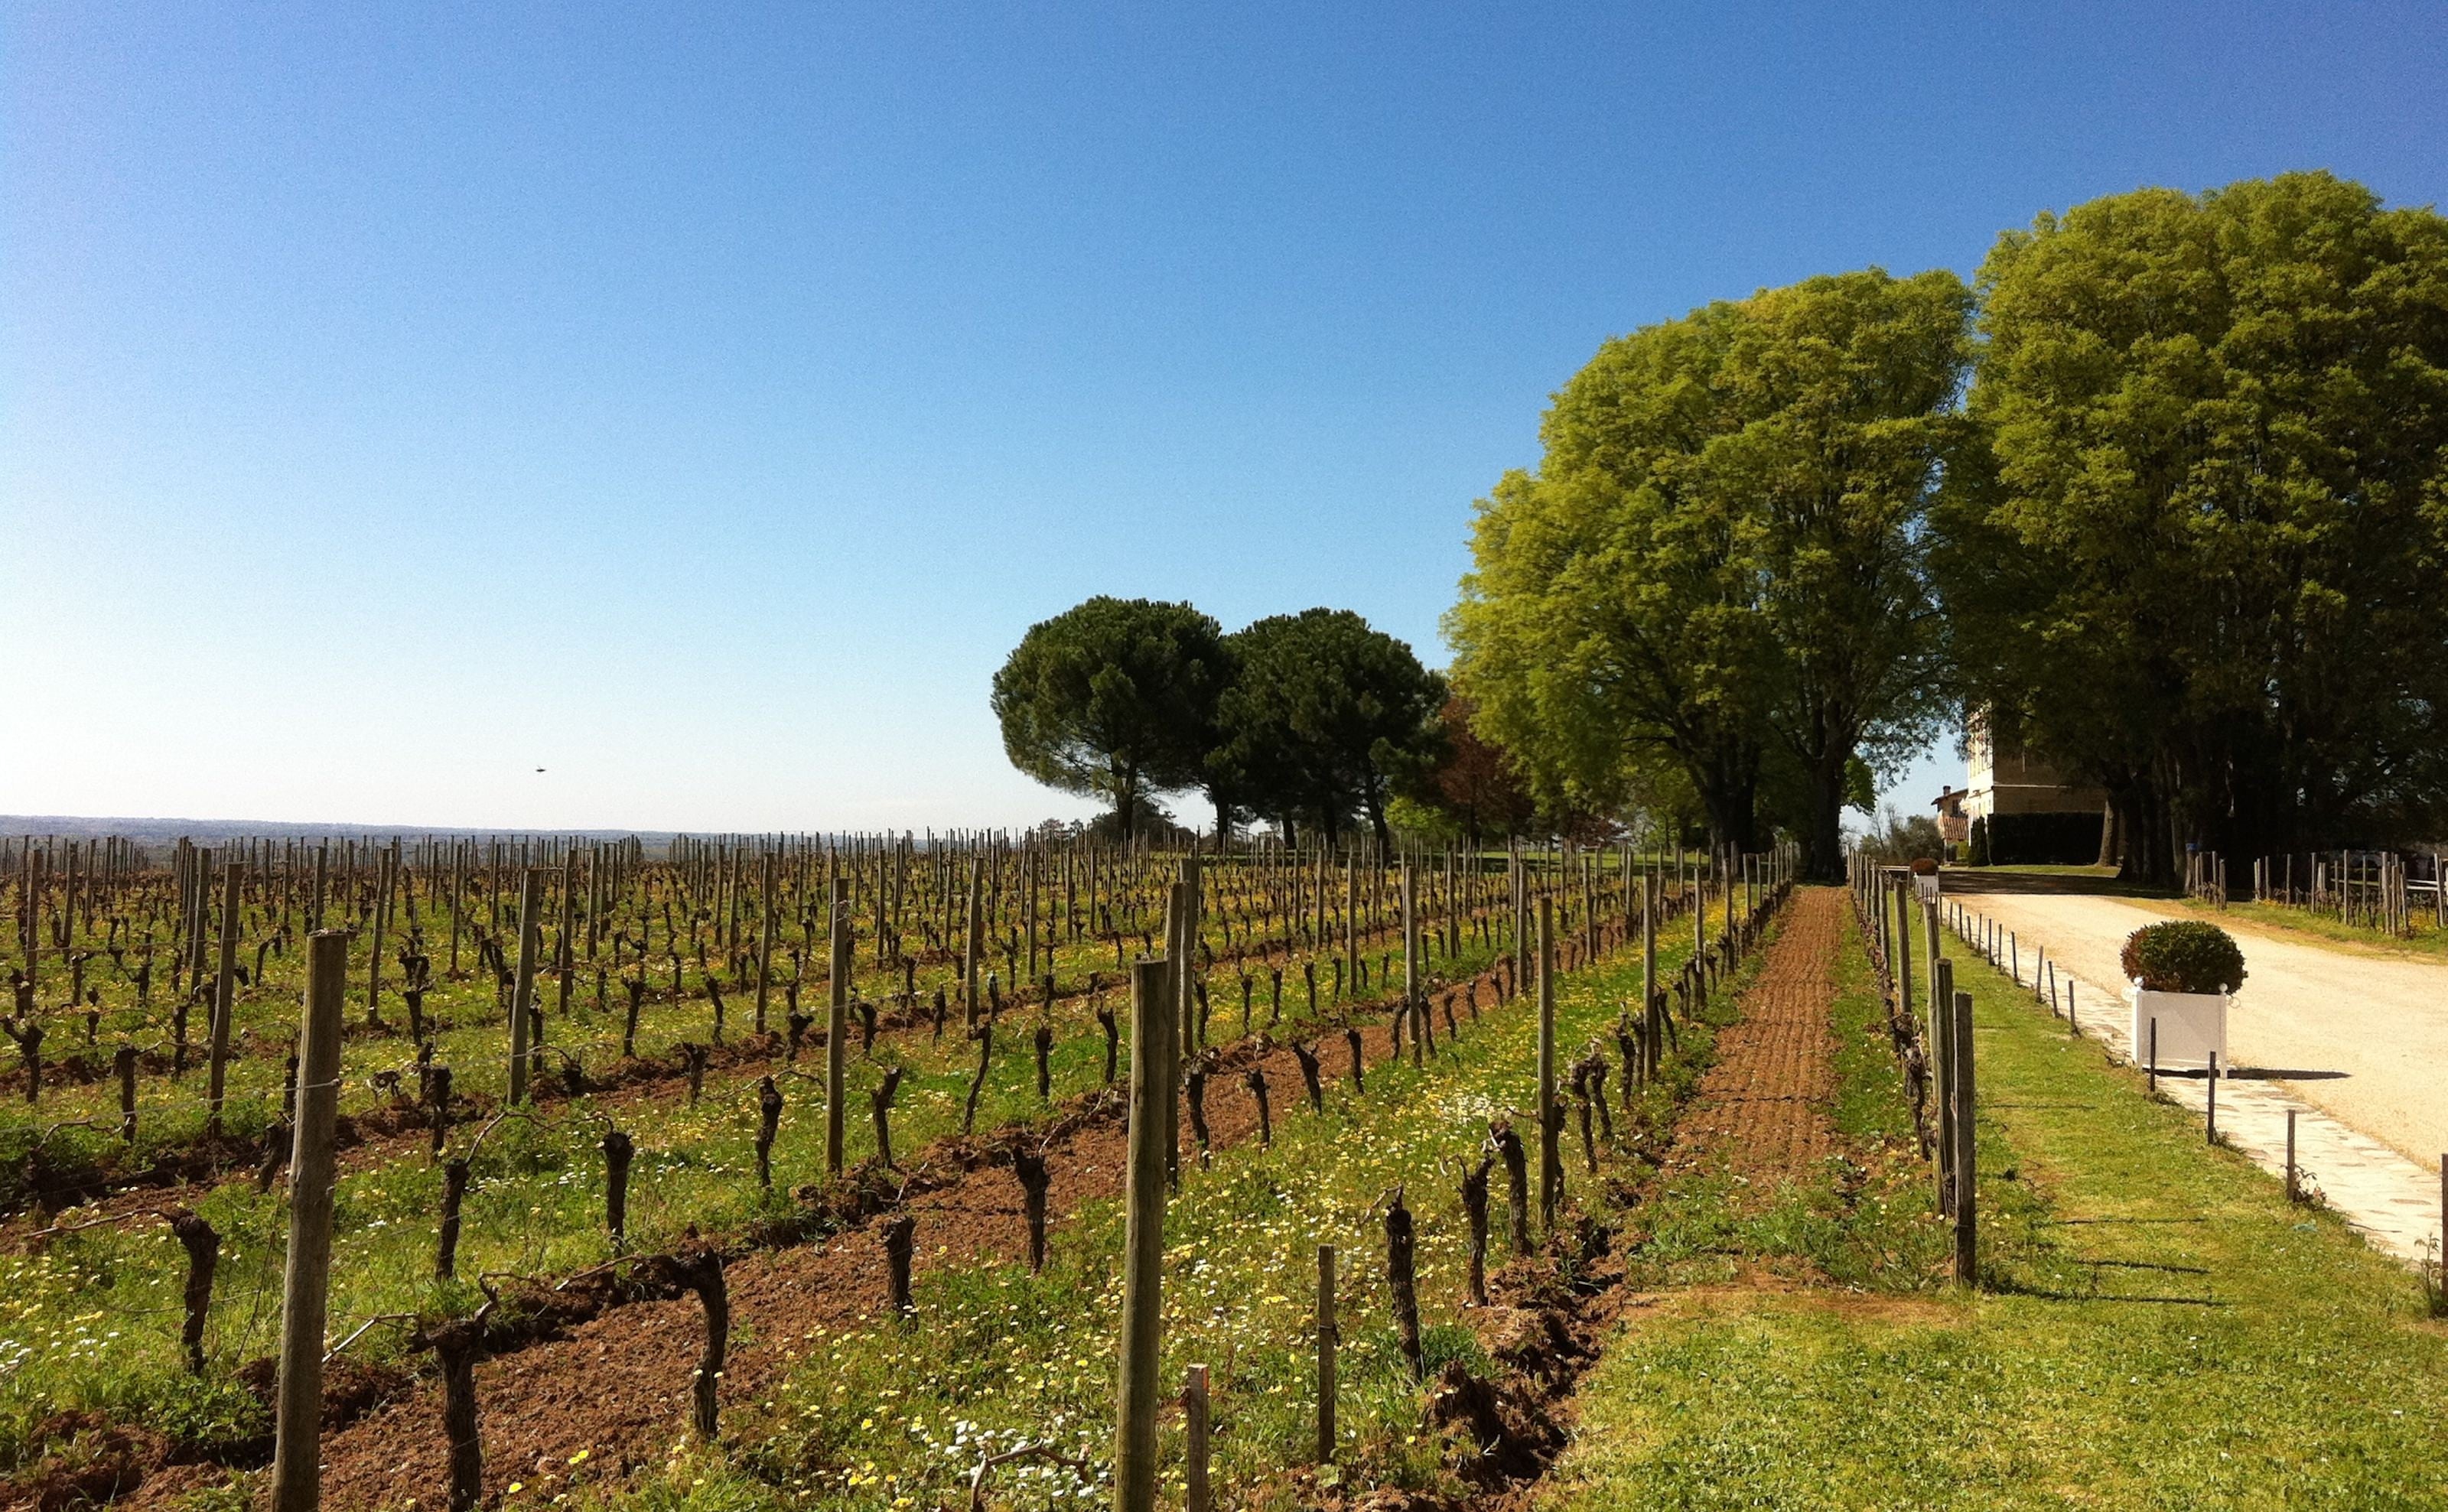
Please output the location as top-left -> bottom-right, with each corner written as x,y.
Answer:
1408,696 -> 1537,847
1861,805 -> 1947,866
1214,609 -> 1446,848
1938,173 -> 2448,881
1451,268 -> 1968,874
1730,272 -> 1966,875
1449,317 -> 1771,850
990,597 -> 1228,843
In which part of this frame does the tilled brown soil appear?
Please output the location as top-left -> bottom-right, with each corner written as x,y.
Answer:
37,902 -> 1691,1512
1658,887 -> 1841,1189
305,1015 -> 1471,1510
116,968 -> 1531,1512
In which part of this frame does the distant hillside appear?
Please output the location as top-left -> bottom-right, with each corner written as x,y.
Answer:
1,815 -> 678,844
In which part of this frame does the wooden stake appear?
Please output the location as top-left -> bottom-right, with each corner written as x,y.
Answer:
1537,896 -> 1559,1235
269,929 -> 347,1512
1952,987 -> 1977,1286
1185,1363 -> 1212,1512
506,870 -> 542,1106
1642,871 -> 1659,1074
116,1044 -> 137,1143
755,850 -> 777,1036
1315,1243 -> 1337,1464
206,861 -> 240,1134
1114,956 -> 1171,1512
828,880 -> 851,1175
1932,958 -> 1954,1210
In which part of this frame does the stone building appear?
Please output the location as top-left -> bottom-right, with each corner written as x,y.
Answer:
1932,786 -> 1969,848
1960,715 -> 2109,864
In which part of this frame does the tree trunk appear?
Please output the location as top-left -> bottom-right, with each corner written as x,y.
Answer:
2114,772 -> 2178,888
1801,753 -> 1848,883
1694,750 -> 1762,856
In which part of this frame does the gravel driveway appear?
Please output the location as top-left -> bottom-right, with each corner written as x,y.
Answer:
1940,874 -> 2448,1169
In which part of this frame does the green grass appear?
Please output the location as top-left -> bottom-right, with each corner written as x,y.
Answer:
2,873 -> 1748,1510
1622,918 -> 1946,1295
0,922 -> 1519,1474
555,917 -> 1745,1512
1548,888 -> 2448,1511
2168,896 -> 2448,961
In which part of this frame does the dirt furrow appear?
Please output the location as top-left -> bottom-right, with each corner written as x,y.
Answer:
116,957 -> 1545,1510
1659,887 -> 1841,1188
297,1008 -> 1480,1508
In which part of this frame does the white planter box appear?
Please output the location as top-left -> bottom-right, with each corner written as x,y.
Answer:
1914,874 -> 1940,904
2127,985 -> 2228,1072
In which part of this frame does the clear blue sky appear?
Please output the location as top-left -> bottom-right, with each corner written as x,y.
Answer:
6,3 -> 2442,834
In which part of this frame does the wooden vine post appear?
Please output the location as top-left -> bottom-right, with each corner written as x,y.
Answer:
962,858 -> 982,1024
269,929 -> 347,1512
206,860 -> 240,1134
1932,958 -> 1955,1212
1461,1156 -> 1492,1305
1402,863 -> 1424,1065
1114,955 -> 1173,1512
1185,1362 -> 1212,1512
827,878 -> 851,1175
1537,896 -> 1560,1235
1893,877 -> 1914,1027
754,850 -> 777,1036
1641,870 -> 1658,1072
1175,860 -> 1202,1164
1952,987 -> 1977,1284
506,869 -> 543,1106
1314,1242 -> 1337,1463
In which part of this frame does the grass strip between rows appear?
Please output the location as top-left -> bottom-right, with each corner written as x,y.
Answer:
1548,889 -> 2448,1512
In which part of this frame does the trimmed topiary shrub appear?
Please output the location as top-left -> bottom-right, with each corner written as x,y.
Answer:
1909,857 -> 1939,876
2120,921 -> 2247,994
1967,816 -> 1991,867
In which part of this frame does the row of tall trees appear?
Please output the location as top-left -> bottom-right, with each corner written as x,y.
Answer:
1453,172 -> 2448,884
1937,173 -> 2448,880
991,597 -> 1446,846
1450,266 -> 1962,879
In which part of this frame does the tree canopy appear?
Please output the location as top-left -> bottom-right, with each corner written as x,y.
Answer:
998,176 -> 2446,874
1213,609 -> 1447,848
1410,696 -> 1537,846
1938,171 -> 2448,880
989,597 -> 1228,844
994,599 -> 1444,848
1450,267 -> 1968,875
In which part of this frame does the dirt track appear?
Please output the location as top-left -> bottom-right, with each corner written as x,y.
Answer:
1662,887 -> 1841,1188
